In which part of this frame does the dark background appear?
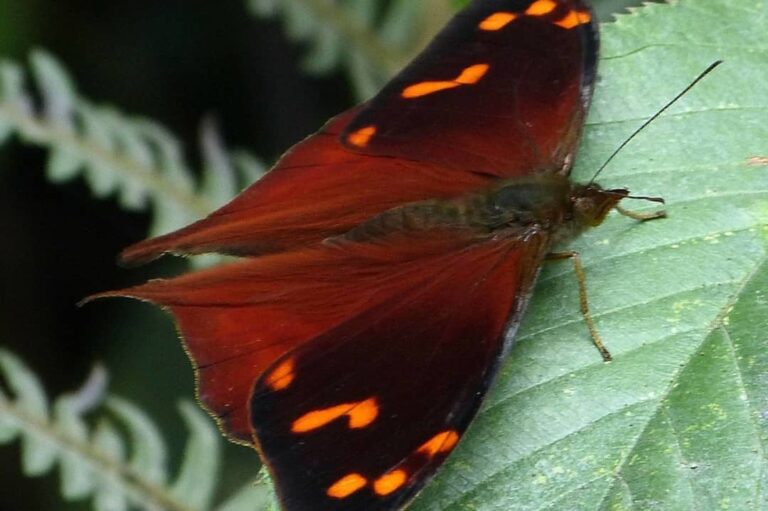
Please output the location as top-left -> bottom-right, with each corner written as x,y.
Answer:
0,1 -> 643,509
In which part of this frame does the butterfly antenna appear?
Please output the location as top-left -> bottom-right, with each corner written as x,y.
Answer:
588,60 -> 723,185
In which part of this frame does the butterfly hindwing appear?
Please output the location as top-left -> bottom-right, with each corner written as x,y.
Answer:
107,233 -> 484,442
248,232 -> 550,510
109,226 -> 549,509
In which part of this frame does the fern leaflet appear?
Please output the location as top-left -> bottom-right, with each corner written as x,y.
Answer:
0,350 -> 273,511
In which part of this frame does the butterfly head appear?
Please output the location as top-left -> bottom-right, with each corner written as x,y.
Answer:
570,184 -> 629,227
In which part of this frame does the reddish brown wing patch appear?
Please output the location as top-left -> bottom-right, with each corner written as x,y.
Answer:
104,230 -> 521,444
120,108 -> 492,265
341,0 -> 597,177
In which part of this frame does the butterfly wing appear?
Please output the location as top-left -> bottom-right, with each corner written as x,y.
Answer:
341,0 -> 598,176
120,109 -> 492,264
120,0 -> 597,265
105,226 -> 549,509
251,236 -> 551,511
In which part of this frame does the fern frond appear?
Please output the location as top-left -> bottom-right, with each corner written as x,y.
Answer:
0,50 -> 266,240
216,469 -> 278,511
0,350 -> 268,511
246,0 -> 456,99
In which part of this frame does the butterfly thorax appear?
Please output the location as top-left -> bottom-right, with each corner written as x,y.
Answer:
478,177 -> 628,239
339,176 -> 628,244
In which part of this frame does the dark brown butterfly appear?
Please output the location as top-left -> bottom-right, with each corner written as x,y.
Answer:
92,1 -> 654,509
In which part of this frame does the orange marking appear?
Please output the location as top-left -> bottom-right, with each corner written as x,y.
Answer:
265,358 -> 295,391
456,64 -> 490,84
327,473 -> 368,499
291,398 -> 379,433
418,430 -> 460,457
402,80 -> 460,98
402,63 -> 490,99
577,10 -> 592,24
525,0 -> 557,16
348,397 -> 379,428
554,9 -> 591,29
347,125 -> 377,147
373,469 -> 408,496
479,12 -> 518,31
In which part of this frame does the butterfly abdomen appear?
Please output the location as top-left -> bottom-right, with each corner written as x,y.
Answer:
336,199 -> 479,243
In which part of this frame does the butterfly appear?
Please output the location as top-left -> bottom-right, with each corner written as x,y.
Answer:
93,1 -> 653,509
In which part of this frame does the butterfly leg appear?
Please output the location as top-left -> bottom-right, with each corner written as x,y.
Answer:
616,205 -> 666,221
616,195 -> 667,221
545,250 -> 612,363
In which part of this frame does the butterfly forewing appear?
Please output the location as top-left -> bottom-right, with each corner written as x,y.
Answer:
120,108 -> 493,264
342,0 -> 597,176
119,0 -> 596,266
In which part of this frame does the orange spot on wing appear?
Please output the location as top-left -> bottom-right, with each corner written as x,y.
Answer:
292,404 -> 350,433
418,430 -> 460,457
402,63 -> 490,99
479,12 -> 518,31
577,9 -> 592,23
327,473 -> 368,499
347,125 -> 377,147
291,398 -> 379,433
402,81 -> 461,98
373,469 -> 408,496
525,0 -> 557,16
456,64 -> 490,85
348,397 -> 379,428
265,358 -> 295,391
554,9 -> 591,29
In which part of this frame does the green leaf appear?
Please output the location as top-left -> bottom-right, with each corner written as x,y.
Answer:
107,397 -> 168,486
170,401 -> 222,509
216,469 -> 277,511
0,351 -> 58,476
91,421 -> 129,511
30,49 -> 77,132
411,1 -> 768,510
55,397 -> 96,499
